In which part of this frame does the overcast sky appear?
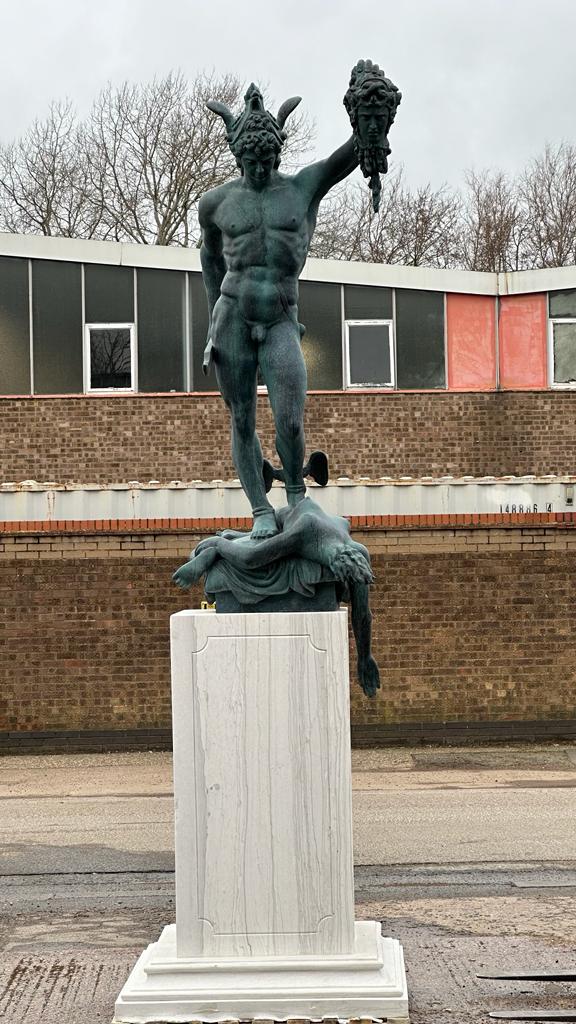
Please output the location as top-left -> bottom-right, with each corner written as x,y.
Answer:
2,0 -> 576,191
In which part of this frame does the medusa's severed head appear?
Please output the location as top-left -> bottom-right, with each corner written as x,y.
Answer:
344,59 -> 402,212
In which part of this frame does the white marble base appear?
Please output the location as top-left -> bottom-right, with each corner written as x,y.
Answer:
113,920 -> 409,1023
171,610 -> 355,960
113,610 -> 409,1022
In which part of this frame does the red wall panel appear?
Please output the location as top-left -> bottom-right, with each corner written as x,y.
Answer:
447,293 -> 497,390
499,294 -> 548,389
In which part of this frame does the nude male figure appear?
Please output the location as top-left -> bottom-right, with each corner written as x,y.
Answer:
201,71 -> 400,539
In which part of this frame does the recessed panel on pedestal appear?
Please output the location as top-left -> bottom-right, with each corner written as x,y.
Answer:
171,610 -> 355,959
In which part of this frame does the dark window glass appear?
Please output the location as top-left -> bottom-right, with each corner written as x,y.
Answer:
395,288 -> 445,389
552,322 -> 576,383
549,290 -> 576,318
137,268 -> 185,392
344,284 -> 392,320
32,260 -> 82,393
298,281 -> 342,389
0,256 -> 30,394
85,264 -> 134,323
190,272 -> 214,392
348,324 -> 392,385
89,327 -> 132,389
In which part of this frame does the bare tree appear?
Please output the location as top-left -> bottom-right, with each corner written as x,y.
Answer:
6,87 -> 576,272
460,169 -> 527,272
86,72 -> 240,246
520,142 -> 576,268
310,183 -> 370,260
0,72 -> 314,247
390,181 -> 462,268
311,172 -> 461,268
0,101 -> 101,238
86,71 -> 314,246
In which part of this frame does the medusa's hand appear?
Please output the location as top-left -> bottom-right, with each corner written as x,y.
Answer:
358,654 -> 380,698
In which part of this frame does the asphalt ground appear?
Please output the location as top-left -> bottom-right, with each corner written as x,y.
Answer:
1,744 -> 575,1023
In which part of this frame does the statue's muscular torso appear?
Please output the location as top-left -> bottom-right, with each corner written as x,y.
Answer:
202,172 -> 318,325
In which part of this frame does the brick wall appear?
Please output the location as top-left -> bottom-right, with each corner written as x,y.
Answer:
3,390 -> 576,484
1,526 -> 575,738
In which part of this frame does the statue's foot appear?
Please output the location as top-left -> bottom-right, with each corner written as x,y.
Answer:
251,510 -> 279,540
172,547 -> 217,589
172,560 -> 201,590
194,536 -> 219,555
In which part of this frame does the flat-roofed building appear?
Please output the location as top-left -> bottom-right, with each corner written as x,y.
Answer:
1,233 -> 576,750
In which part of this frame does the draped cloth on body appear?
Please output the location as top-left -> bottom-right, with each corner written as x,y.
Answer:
205,553 -> 334,605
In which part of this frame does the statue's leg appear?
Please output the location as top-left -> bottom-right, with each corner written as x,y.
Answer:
213,299 -> 278,539
259,318 -> 307,507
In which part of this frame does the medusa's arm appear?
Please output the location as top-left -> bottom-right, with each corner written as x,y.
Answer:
349,581 -> 381,698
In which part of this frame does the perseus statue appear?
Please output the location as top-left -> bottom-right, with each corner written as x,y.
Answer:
174,60 -> 401,697
199,59 -> 401,539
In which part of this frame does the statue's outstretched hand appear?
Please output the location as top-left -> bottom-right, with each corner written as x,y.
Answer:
358,655 -> 381,698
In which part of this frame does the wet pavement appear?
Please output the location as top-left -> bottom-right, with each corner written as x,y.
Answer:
0,745 -> 575,1023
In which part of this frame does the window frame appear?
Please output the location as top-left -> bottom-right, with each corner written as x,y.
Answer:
344,318 -> 395,389
83,322 -> 137,394
548,316 -> 576,390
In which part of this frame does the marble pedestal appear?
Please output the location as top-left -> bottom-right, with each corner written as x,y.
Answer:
114,610 -> 408,1023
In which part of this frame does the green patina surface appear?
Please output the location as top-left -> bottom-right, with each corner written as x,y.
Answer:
173,60 -> 401,695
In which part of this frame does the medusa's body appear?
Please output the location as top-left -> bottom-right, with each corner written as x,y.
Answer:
173,499 -> 380,697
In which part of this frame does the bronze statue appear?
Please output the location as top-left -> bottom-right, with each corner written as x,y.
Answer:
174,61 -> 401,695
199,61 -> 400,538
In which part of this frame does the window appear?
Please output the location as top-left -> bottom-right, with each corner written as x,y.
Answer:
0,256 -> 30,394
84,264 -> 134,323
395,288 -> 445,389
137,267 -> 186,392
298,281 -> 342,390
345,320 -> 394,388
344,284 -> 392,320
549,319 -> 576,387
84,323 -> 136,392
33,259 -> 83,393
549,289 -> 576,318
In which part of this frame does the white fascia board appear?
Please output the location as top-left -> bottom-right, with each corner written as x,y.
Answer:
301,256 -> 498,295
0,231 -> 124,266
0,232 -> 203,272
119,242 -> 202,272
499,265 -> 576,296
4,229 -> 576,295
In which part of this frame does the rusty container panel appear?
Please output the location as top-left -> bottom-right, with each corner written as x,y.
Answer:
499,293 -> 548,389
447,293 -> 497,390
